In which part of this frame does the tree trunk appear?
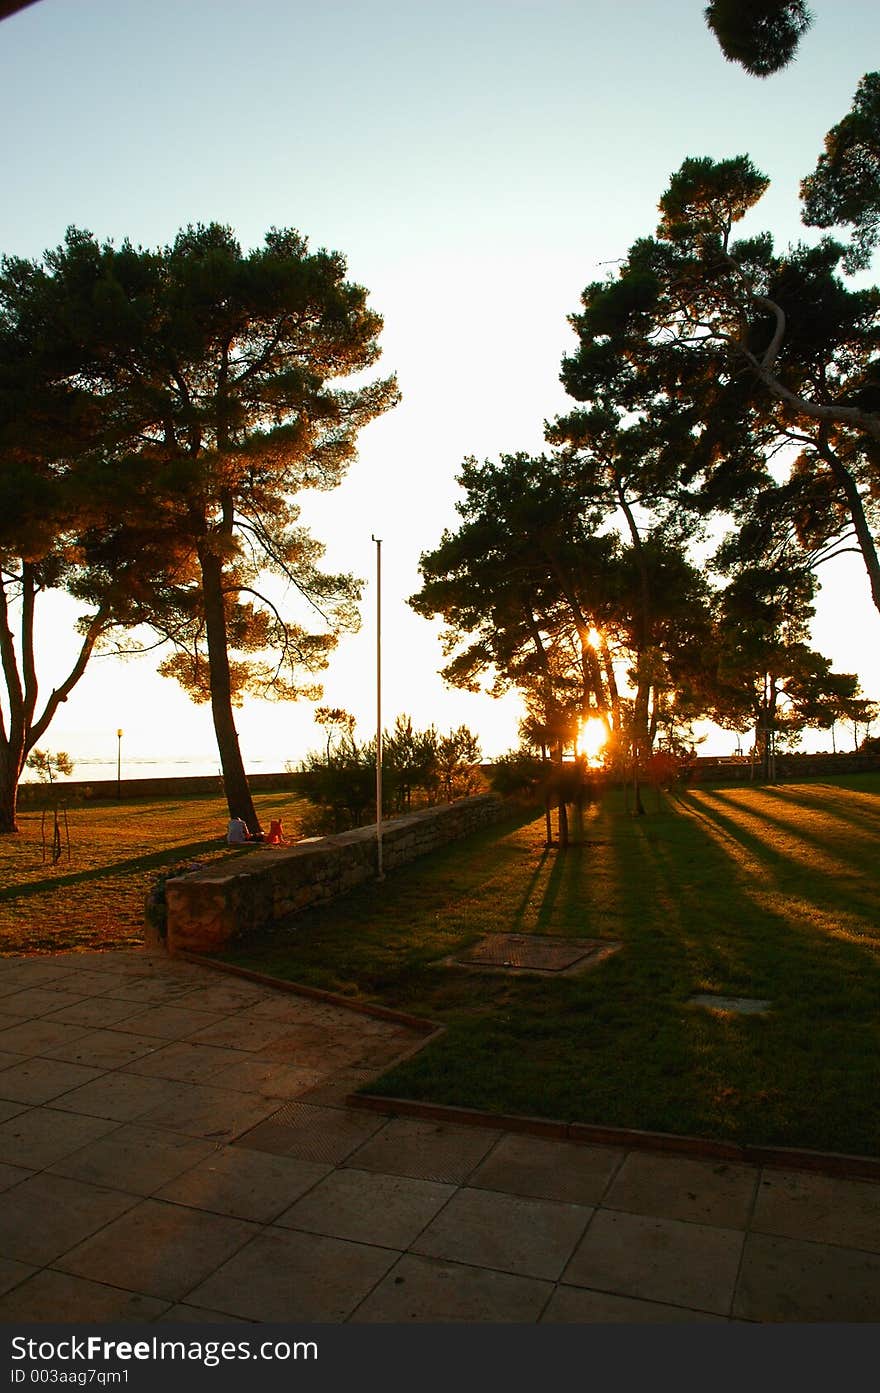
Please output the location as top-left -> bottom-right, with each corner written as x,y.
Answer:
0,744 -> 23,834
199,548 -> 261,835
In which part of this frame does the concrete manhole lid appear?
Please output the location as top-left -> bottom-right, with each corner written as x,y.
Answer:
452,933 -> 621,975
689,993 -> 771,1015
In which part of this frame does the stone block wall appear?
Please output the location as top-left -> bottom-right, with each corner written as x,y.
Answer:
162,794 -> 506,956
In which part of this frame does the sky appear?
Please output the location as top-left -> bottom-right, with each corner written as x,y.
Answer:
3,0 -> 880,778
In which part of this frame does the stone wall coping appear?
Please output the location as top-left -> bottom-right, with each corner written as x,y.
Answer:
171,794 -> 503,886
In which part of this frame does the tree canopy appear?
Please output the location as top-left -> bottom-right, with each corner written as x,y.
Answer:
0,222 -> 398,833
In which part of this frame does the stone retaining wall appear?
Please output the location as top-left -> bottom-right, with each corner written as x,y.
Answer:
162,793 -> 507,956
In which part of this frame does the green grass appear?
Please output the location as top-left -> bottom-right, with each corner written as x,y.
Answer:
222,776 -> 880,1157
0,792 -> 310,954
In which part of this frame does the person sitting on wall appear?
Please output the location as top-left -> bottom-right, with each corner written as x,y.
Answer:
226,815 -> 265,845
265,819 -> 290,846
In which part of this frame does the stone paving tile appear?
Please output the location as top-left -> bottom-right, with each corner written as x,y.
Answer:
122,1041 -> 248,1084
0,1258 -> 36,1297
0,987 -> 89,1018
0,1018 -> 91,1056
0,1172 -> 139,1264
751,1170 -> 880,1252
187,1015 -> 307,1053
344,1118 -> 499,1185
56,1199 -> 259,1303
412,1186 -> 592,1281
0,961 -> 74,989
0,1107 -> 119,1169
44,969 -> 137,997
469,1134 -> 624,1207
236,1102 -> 385,1165
0,1161 -> 33,1190
187,1226 -> 399,1322
563,1209 -> 743,1316
51,1072 -> 191,1123
603,1152 -> 759,1230
541,1285 -> 725,1323
154,1304 -> 253,1324
159,984 -> 272,1013
48,1123 -> 219,1194
733,1232 -> 880,1322
135,1082 -> 284,1142
101,977 -> 204,1006
42,1028 -> 164,1069
0,1099 -> 27,1124
44,997 -> 149,1029
206,1058 -> 325,1098
155,1147 -> 332,1223
349,1254 -> 552,1323
0,1270 -> 168,1322
298,1071 -> 379,1107
111,1004 -> 227,1041
278,1168 -> 455,1249
0,1057 -> 105,1105
0,1050 -> 26,1070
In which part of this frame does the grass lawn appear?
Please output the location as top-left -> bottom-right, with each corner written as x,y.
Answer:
222,776 -> 880,1157
0,791 -> 309,954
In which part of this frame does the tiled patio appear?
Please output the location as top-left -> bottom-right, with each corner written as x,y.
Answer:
0,949 -> 878,1323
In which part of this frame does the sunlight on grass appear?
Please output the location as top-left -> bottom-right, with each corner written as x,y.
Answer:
0,792 -> 309,953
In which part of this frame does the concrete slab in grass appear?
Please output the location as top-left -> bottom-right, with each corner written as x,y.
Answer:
155,1147 -> 333,1223
751,1170 -> 880,1253
563,1208 -> 744,1316
603,1152 -> 759,1230
350,1254 -> 552,1323
0,1269 -> 168,1323
277,1168 -> 455,1249
0,1057 -> 105,1106
0,1107 -> 119,1170
412,1186 -> 592,1281
187,1225 -> 399,1322
541,1285 -> 725,1323
689,994 -> 770,1015
469,1134 -> 624,1207
734,1232 -> 880,1322
344,1118 -> 499,1185
0,1172 -> 139,1264
55,1199 -> 259,1303
47,1122 -> 218,1195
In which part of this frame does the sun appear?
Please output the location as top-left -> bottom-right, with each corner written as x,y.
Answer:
578,716 -> 609,765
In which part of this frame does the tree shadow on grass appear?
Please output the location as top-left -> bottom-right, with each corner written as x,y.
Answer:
0,837 -> 238,903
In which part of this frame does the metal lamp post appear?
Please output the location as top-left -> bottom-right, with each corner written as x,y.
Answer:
371,535 -> 384,880
116,729 -> 123,800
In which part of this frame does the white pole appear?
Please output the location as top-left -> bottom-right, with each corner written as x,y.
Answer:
372,534 -> 384,879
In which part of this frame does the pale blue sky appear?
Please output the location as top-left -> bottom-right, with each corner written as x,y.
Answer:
3,0 -> 880,772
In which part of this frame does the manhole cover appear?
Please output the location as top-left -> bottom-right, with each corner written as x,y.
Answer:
453,933 -> 620,975
689,994 -> 771,1015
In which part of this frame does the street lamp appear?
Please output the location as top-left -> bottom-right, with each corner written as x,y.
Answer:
116,729 -> 123,800
371,535 -> 384,880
